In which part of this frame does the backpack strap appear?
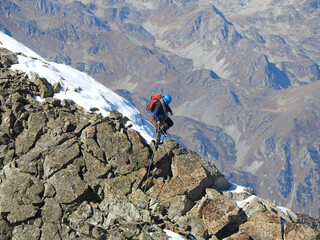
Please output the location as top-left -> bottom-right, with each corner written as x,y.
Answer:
160,98 -> 168,120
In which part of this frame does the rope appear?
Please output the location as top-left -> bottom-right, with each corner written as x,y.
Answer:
140,126 -> 176,238
138,223 -> 157,240
144,124 -> 173,194
160,98 -> 168,120
144,149 -> 155,193
157,123 -> 173,141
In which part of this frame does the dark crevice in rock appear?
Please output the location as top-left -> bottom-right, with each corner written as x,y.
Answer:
78,166 -> 85,181
87,186 -> 103,204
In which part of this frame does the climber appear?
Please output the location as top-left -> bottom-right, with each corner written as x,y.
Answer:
152,94 -> 174,139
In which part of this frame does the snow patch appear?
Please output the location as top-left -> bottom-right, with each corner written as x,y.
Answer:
164,230 -> 185,240
277,206 -> 290,227
0,31 -> 155,144
223,183 -> 257,208
236,195 -> 256,208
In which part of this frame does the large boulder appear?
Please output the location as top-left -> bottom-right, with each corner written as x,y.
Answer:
176,189 -> 245,239
42,198 -> 63,223
238,210 -> 283,240
31,74 -> 54,98
43,138 -> 81,178
149,148 -> 230,204
48,165 -> 89,205
15,111 -> 47,156
0,170 -> 43,224
0,217 -> 12,240
0,48 -> 18,68
284,222 -> 319,240
12,224 -> 41,240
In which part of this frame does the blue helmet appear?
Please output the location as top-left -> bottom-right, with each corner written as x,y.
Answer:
163,94 -> 172,103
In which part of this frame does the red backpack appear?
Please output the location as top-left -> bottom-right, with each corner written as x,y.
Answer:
147,94 -> 162,112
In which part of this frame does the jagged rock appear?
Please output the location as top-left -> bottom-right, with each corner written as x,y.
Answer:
22,179 -> 44,205
83,151 -> 110,180
101,168 -> 147,202
108,110 -> 123,120
1,143 -> 14,167
53,81 -> 62,93
284,222 -> 319,240
223,232 -> 252,240
45,97 -> 61,107
61,99 -> 76,109
223,190 -> 253,202
0,171 -> 42,224
40,222 -> 60,240
43,138 -> 80,178
287,208 -> 298,223
13,118 -> 24,136
86,204 -> 104,227
0,217 -> 12,240
77,222 -> 92,237
181,189 -> 244,238
43,182 -> 56,198
1,110 -> 15,136
241,197 -> 267,218
152,140 -> 176,177
31,75 -> 54,98
7,204 -> 39,224
127,129 -> 152,169
81,125 -> 105,161
0,48 -> 18,68
100,200 -> 144,227
16,147 -> 42,175
12,224 -> 41,240
57,223 -> 73,240
149,150 -> 230,204
48,165 -> 89,204
42,198 -> 62,223
15,111 -> 47,156
172,152 -> 212,201
0,131 -> 9,145
96,121 -> 131,161
127,189 -> 150,209
163,194 -> 194,219
69,201 -> 93,228
238,210 -> 283,240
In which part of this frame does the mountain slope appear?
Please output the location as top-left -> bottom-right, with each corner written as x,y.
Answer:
1,0 -> 320,217
0,42 -> 318,240
0,31 -> 155,143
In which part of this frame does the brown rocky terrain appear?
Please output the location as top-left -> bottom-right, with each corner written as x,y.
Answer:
297,214 -> 320,233
1,48 -> 319,239
0,0 -> 320,218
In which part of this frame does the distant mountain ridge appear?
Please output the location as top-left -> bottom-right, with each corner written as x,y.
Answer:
1,0 -> 320,217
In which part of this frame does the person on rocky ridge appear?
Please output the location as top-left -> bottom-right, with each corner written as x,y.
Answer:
151,94 -> 174,142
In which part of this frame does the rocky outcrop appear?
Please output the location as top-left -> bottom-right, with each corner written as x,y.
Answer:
2,0 -> 320,218
0,48 -> 318,239
284,222 -> 319,240
297,213 -> 320,233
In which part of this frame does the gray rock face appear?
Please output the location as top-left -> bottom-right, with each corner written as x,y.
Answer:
0,48 -> 318,239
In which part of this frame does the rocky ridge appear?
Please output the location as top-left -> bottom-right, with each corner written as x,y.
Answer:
1,0 -> 320,217
0,48 -> 319,239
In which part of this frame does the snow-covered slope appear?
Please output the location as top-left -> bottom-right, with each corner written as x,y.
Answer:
0,31 -> 155,144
